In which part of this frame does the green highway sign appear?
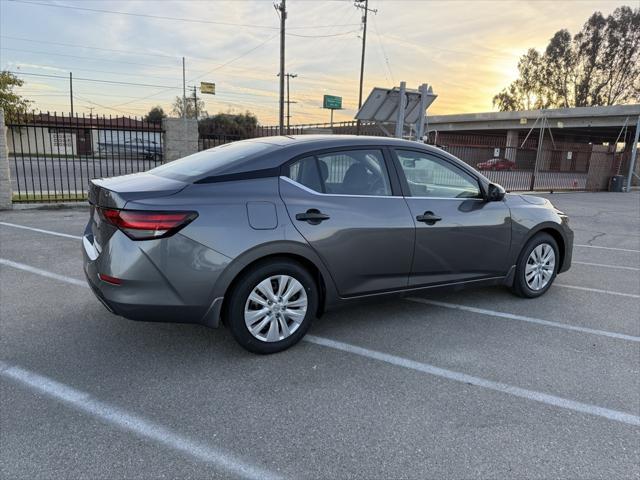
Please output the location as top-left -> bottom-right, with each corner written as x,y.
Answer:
200,82 -> 216,95
323,95 -> 342,110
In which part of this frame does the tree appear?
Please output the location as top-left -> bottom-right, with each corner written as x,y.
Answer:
493,6 -> 640,111
144,106 -> 166,123
0,71 -> 32,118
198,111 -> 259,138
171,96 -> 207,119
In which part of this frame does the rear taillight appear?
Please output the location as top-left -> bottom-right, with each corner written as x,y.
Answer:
99,208 -> 197,240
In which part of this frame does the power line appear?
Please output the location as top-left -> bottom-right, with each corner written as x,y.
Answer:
8,71 -> 179,89
9,0 -> 360,30
113,33 -> 278,108
1,47 -> 177,68
188,33 -> 278,82
0,35 -> 179,59
286,30 -> 360,38
10,63 -> 183,83
372,16 -> 394,83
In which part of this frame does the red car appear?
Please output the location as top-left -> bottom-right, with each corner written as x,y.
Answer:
477,158 -> 516,171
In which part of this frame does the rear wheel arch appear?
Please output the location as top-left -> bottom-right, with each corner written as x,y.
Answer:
217,246 -> 332,322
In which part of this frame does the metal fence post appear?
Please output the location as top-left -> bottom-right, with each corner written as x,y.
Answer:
625,115 -> 640,192
394,81 -> 407,139
0,109 -> 12,209
415,83 -> 429,142
529,118 -> 545,191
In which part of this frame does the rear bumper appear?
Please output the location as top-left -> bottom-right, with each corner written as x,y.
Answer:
82,227 -> 226,328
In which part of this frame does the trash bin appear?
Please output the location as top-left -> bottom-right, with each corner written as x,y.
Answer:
609,175 -> 625,192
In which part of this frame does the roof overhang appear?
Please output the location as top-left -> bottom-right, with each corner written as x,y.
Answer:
427,105 -> 640,132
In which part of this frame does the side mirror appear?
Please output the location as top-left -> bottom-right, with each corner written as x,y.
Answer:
487,183 -> 505,202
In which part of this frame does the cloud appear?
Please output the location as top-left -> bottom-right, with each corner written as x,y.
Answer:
1,0 -> 632,121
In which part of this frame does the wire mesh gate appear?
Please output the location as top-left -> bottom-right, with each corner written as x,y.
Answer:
6,113 -> 163,202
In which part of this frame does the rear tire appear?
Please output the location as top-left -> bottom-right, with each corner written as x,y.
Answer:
226,259 -> 318,354
512,232 -> 559,298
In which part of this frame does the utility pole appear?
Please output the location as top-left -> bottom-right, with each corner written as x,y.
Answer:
275,0 -> 286,135
192,86 -> 199,120
85,106 -> 94,116
355,0 -> 376,134
69,72 -> 74,117
182,57 -> 186,119
278,73 -> 297,133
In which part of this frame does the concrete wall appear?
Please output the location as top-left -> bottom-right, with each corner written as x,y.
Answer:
0,110 -> 12,209
163,118 -> 198,162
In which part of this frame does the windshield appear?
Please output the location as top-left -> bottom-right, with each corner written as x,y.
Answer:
149,141 -> 274,182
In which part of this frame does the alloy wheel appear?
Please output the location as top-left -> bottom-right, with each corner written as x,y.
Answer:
525,243 -> 556,291
244,275 -> 308,342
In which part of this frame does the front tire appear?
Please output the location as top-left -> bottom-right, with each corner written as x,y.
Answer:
512,233 -> 559,298
226,259 -> 318,354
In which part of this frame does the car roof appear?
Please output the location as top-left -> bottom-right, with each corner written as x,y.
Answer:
163,134 -> 490,185
238,134 -> 432,150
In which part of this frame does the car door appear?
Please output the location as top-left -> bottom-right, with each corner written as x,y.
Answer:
392,148 -> 512,287
279,148 -> 415,297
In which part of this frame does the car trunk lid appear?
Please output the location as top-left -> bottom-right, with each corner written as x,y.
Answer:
87,172 -> 188,247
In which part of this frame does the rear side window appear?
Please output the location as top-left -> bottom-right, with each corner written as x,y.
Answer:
286,149 -> 392,196
149,141 -> 273,182
286,156 -> 322,192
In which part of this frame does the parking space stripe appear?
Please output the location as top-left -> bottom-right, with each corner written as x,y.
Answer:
555,284 -> 640,299
573,261 -> 640,272
0,221 -> 82,240
575,244 -> 640,253
4,257 -> 639,429
304,335 -> 640,427
0,361 -> 281,480
0,259 -> 86,287
406,297 -> 640,342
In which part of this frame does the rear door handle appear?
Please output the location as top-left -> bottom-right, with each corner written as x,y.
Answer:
416,211 -> 442,225
296,209 -> 330,225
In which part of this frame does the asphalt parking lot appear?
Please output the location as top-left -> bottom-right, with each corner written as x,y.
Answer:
1,191 -> 639,479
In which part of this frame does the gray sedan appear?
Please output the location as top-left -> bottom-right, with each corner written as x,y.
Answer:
82,135 -> 573,353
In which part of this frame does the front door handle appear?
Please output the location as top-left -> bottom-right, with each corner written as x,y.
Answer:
296,209 -> 330,225
416,211 -> 442,225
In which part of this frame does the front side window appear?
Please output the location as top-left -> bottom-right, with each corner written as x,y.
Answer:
286,149 -> 392,196
395,149 -> 481,199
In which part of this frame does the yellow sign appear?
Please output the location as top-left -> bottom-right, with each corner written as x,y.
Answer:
200,82 -> 215,95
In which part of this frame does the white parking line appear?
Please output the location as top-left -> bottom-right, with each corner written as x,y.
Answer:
0,221 -> 82,240
573,261 -> 640,272
575,244 -> 640,253
4,258 -> 640,428
0,361 -> 281,480
406,298 -> 640,342
304,335 -> 640,427
555,284 -> 640,299
0,258 -> 87,287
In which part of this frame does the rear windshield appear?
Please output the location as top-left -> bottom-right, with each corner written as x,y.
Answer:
149,141 -> 274,182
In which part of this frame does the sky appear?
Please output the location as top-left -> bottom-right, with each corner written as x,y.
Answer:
0,0 -> 634,125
